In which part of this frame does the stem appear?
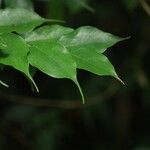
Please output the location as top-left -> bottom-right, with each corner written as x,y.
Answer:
139,0 -> 150,16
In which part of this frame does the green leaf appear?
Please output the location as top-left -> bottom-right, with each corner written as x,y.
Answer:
26,25 -> 84,102
4,0 -> 34,11
25,25 -> 74,43
28,41 -> 85,103
0,8 -> 47,33
0,49 -> 9,58
59,26 -> 124,53
0,33 -> 38,91
70,47 -> 121,82
28,42 -> 75,79
59,26 -> 124,81
0,36 -> 7,48
0,36 -> 10,87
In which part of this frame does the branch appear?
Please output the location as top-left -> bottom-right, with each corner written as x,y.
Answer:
0,92 -> 82,109
0,82 -> 119,109
139,0 -> 150,16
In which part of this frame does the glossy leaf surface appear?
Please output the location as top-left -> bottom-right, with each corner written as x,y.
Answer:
28,41 -> 84,103
0,8 -> 46,33
59,26 -> 124,53
0,8 -> 126,102
25,25 -> 74,42
58,26 -> 124,81
0,33 -> 38,91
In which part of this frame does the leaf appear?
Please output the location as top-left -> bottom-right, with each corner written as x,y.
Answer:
0,38 -> 9,88
70,47 -> 121,82
0,36 -> 7,48
0,37 -> 9,87
4,0 -> 34,11
28,41 -> 85,103
59,26 -> 125,53
58,26 -> 125,81
25,25 -> 74,43
0,8 -> 48,33
0,49 -> 9,58
0,33 -> 38,91
26,25 -> 84,102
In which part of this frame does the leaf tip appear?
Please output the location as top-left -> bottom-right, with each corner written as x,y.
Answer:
114,74 -> 125,85
0,80 -> 9,88
119,36 -> 131,42
73,78 -> 85,104
32,80 -> 39,93
27,75 -> 39,93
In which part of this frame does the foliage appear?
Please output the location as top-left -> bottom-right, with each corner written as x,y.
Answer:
0,0 -> 149,150
0,8 -> 125,103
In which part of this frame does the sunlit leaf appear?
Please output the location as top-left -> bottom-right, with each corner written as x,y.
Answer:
59,26 -> 124,53
0,36 -> 7,48
0,33 -> 38,91
59,26 -> 124,81
28,41 -> 84,103
25,25 -> 74,42
4,0 -> 34,11
70,47 -> 121,81
0,7 -> 126,102
0,8 -> 48,33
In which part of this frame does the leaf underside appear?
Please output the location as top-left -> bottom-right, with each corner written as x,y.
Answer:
0,8 -> 127,103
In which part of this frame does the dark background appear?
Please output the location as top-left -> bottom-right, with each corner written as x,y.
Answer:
0,0 -> 150,149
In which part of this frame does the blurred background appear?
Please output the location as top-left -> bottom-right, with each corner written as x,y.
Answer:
0,0 -> 150,149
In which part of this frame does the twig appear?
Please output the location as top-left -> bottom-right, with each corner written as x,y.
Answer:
139,0 -> 150,16
0,82 -> 119,109
0,93 -> 82,109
